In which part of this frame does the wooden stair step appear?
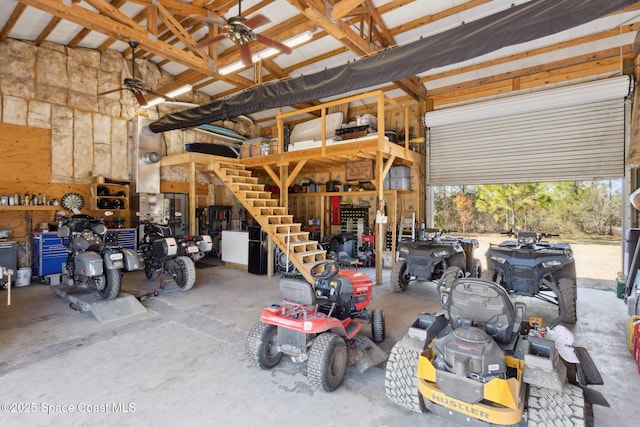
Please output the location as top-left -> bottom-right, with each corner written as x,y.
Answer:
221,168 -> 252,177
297,249 -> 327,263
233,183 -> 265,192
247,198 -> 279,207
273,223 -> 302,233
258,207 -> 287,216
274,231 -> 309,243
290,241 -> 320,252
266,215 -> 294,225
228,176 -> 259,184
216,162 -> 243,170
242,190 -> 272,199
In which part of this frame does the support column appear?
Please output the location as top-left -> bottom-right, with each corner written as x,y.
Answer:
375,151 -> 384,285
189,162 -> 197,235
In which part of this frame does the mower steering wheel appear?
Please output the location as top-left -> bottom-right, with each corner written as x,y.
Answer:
310,260 -> 340,280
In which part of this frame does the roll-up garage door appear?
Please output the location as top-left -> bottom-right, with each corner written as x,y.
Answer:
424,76 -> 630,185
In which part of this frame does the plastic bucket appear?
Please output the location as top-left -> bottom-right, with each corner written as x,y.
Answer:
15,267 -> 31,287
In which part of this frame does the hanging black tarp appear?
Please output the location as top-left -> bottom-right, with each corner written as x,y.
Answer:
149,0 -> 638,134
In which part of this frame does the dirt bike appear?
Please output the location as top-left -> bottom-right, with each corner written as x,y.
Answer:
138,213 -> 212,291
57,213 -> 141,300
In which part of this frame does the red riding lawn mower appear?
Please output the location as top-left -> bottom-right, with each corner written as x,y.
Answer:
245,260 -> 387,391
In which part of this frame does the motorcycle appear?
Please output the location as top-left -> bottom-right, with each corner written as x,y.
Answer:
57,213 -> 141,300
137,213 -> 212,291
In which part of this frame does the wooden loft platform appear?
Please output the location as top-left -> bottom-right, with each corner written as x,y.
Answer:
239,90 -> 424,209
160,90 -> 425,285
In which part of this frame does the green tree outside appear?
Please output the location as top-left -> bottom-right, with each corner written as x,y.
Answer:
432,180 -> 621,236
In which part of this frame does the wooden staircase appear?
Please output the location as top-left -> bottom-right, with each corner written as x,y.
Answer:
209,159 -> 326,284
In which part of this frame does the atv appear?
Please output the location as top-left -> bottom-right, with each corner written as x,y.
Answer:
385,277 -> 608,426
391,228 -> 481,292
245,260 -> 387,392
482,231 -> 577,326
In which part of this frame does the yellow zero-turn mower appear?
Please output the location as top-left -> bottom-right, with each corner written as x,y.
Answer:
385,276 -> 608,426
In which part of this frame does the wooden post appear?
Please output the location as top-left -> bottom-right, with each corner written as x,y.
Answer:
375,150 -> 384,285
189,161 -> 197,235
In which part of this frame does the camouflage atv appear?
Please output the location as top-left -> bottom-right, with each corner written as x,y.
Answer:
391,228 -> 481,292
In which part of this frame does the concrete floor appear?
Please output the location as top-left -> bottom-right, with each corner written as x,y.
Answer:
1,263 -> 639,427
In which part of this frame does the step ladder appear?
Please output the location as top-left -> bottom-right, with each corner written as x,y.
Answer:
399,211 -> 416,241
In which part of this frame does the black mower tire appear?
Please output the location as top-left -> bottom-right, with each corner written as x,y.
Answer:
307,333 -> 348,392
472,258 -> 482,278
385,337 -> 425,413
174,256 -> 196,291
372,309 -> 385,343
98,269 -> 122,300
246,322 -> 283,370
559,277 -> 577,324
391,259 -> 410,292
527,383 -> 585,426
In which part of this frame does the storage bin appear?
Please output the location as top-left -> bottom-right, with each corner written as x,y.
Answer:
390,177 -> 411,190
390,166 -> 410,178
15,267 -> 31,287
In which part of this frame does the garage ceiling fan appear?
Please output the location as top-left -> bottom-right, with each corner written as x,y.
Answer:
193,0 -> 292,67
98,40 -> 172,107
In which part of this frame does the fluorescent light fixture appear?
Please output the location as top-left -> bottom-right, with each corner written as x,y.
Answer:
218,30 -> 313,75
142,84 -> 193,108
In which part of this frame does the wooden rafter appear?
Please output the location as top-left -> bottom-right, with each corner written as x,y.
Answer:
17,0 -> 211,73
0,3 -> 26,42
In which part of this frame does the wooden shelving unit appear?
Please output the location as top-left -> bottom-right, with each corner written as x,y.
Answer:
0,206 -> 58,212
90,183 -> 129,211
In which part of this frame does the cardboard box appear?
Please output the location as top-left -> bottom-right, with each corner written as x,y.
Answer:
240,144 -> 251,159
346,159 -> 374,181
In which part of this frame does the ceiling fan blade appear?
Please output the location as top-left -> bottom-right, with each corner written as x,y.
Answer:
195,34 -> 227,49
188,13 -> 226,27
133,92 -> 147,106
255,34 -> 292,55
243,14 -> 270,30
239,43 -> 253,67
143,89 -> 174,101
97,87 -> 126,96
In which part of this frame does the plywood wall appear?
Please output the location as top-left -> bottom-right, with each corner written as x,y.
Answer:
0,122 -> 90,241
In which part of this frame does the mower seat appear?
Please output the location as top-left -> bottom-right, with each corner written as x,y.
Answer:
280,279 -> 316,306
338,251 -> 361,269
314,277 -> 355,319
444,278 -> 522,344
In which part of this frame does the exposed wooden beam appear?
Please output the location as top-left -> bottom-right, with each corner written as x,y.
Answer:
17,0 -> 211,75
333,0 -> 363,20
422,24 -> 638,87
0,3 -> 26,42
34,16 -> 61,46
155,2 -> 208,60
68,28 -> 92,49
121,0 -> 214,17
364,0 -> 393,46
84,0 -> 145,31
389,0 -> 492,36
69,0 -> 127,48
